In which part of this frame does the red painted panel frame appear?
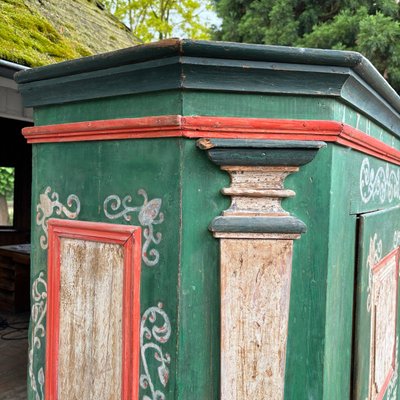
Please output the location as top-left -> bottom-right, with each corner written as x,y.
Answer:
22,115 -> 400,165
46,219 -> 141,400
371,247 -> 400,400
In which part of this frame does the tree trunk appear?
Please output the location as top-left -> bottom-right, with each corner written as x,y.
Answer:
0,195 -> 10,225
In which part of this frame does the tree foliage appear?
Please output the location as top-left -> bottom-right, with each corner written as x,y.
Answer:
0,167 -> 14,198
0,167 -> 14,226
104,0 -> 213,42
214,0 -> 400,92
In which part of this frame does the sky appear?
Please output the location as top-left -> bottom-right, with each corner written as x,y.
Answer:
202,7 -> 222,29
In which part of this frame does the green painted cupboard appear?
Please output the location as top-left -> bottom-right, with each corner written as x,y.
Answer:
15,39 -> 400,400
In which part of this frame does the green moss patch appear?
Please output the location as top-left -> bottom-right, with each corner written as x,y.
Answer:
0,0 -> 138,67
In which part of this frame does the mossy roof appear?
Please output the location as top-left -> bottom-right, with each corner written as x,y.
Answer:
0,0 -> 139,67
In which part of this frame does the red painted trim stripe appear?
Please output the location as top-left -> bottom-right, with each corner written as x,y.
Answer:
22,115 -> 400,165
46,219 -> 141,400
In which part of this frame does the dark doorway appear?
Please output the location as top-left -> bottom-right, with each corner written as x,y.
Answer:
0,116 -> 32,400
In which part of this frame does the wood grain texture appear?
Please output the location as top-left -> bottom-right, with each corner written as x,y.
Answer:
220,166 -> 298,217
46,219 -> 141,400
58,238 -> 124,400
207,162 -> 308,237
220,239 -> 293,400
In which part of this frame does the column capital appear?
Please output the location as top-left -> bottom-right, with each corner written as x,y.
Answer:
197,138 -> 325,239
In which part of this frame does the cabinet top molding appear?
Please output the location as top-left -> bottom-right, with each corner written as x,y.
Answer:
22,116 -> 400,166
14,39 -> 400,137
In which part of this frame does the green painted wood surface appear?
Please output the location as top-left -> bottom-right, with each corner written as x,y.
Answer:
34,91 -> 183,126
285,146 -> 400,399
28,138 -> 228,400
33,90 -> 400,150
353,206 -> 400,400
31,139 -> 181,399
322,146 -> 358,400
34,93 -> 336,125
283,146 -> 333,399
28,132 -> 360,400
15,40 -> 400,138
284,145 -> 358,399
200,138 -> 325,167
21,57 -> 183,107
210,216 -> 306,234
177,140 -> 229,398
182,91 -> 399,149
24,40 -> 400,400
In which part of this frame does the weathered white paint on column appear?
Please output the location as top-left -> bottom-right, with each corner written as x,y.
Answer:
220,166 -> 298,217
220,239 -> 293,399
215,163 -> 301,400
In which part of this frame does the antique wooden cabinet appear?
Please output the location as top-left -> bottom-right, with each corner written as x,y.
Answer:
15,40 -> 400,399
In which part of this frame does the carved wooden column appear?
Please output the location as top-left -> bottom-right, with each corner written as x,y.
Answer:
197,139 -> 325,400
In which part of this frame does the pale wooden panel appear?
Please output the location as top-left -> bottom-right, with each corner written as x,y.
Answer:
220,239 -> 293,400
369,253 -> 398,400
58,238 -> 124,400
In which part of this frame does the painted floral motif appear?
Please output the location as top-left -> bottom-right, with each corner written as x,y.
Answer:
360,157 -> 400,204
104,189 -> 164,266
140,303 -> 171,400
28,272 -> 47,400
366,233 -> 383,313
36,187 -> 81,249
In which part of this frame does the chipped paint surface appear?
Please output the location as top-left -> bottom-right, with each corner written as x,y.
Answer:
45,220 -> 141,400
58,239 -> 124,399
220,239 -> 293,400
368,249 -> 399,399
210,162 -> 305,399
221,166 -> 298,218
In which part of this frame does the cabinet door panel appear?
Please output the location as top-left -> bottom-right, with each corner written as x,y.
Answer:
353,206 -> 400,400
46,219 -> 141,400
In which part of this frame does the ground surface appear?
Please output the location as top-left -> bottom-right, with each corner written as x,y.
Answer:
0,312 -> 29,400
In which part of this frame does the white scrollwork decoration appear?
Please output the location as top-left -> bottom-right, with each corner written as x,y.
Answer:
360,158 -> 400,204
28,272 -> 47,400
140,303 -> 171,400
366,233 -> 382,313
36,187 -> 81,249
104,189 -> 164,266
